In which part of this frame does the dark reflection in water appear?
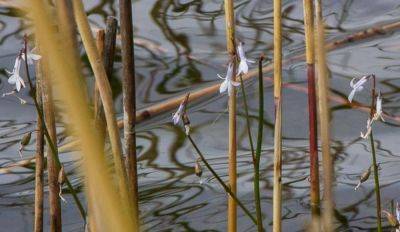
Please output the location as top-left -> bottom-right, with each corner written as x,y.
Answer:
1,0 -> 400,231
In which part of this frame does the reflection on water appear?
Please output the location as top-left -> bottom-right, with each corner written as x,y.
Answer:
1,0 -> 400,231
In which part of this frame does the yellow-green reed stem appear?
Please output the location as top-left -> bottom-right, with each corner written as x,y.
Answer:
254,56 -> 265,232
273,0 -> 283,231
314,0 -> 334,230
22,40 -> 86,221
186,134 -> 257,225
223,0 -> 237,230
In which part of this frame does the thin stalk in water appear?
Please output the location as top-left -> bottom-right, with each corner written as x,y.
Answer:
273,0 -> 283,231
238,56 -> 265,231
186,135 -> 257,225
368,75 -> 382,232
223,0 -> 237,230
302,0 -> 320,217
314,1 -> 334,230
119,0 -> 139,228
253,56 -> 265,232
34,43 -> 44,232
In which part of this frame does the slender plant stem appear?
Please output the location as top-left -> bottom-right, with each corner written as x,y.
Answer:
368,75 -> 382,232
239,62 -> 264,231
239,75 -> 255,163
119,0 -> 139,228
254,56 -> 265,232
72,0 -> 132,211
302,0 -> 320,217
273,0 -> 283,231
34,44 -> 44,232
23,38 -> 86,222
187,135 -> 257,225
223,0 -> 237,230
94,17 -> 118,146
370,131 -> 382,231
94,29 -> 106,143
314,1 -> 334,231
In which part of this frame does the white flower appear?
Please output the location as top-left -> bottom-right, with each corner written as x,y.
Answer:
373,92 -> 385,122
348,75 -> 369,103
6,56 -> 25,92
236,42 -> 255,75
360,118 -> 373,139
172,94 -> 190,125
218,62 -> 240,96
22,47 -> 41,65
172,103 -> 184,125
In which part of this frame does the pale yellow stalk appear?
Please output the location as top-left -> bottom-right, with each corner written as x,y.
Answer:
273,0 -> 283,231
224,0 -> 237,231
314,0 -> 334,231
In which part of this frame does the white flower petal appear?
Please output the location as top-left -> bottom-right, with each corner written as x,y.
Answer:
8,75 -> 17,85
350,78 -> 356,88
29,53 -> 41,61
231,81 -> 241,87
348,89 -> 356,102
219,79 -> 228,94
172,113 -> 180,125
238,60 -> 248,75
15,79 -> 21,92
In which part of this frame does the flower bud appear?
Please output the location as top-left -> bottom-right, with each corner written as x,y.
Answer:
58,166 -> 66,186
354,166 -> 371,191
382,210 -> 399,228
20,131 -> 31,146
195,158 -> 202,178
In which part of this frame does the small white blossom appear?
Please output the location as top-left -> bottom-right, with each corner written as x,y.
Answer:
348,75 -> 369,103
22,47 -> 41,65
6,56 -> 25,92
218,62 -> 240,96
360,118 -> 373,139
172,94 -> 189,125
236,42 -> 255,75
172,103 -> 184,125
373,92 -> 385,122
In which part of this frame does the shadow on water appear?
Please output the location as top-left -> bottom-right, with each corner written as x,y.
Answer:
1,0 -> 400,231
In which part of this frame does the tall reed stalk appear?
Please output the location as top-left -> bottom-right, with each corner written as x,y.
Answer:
302,0 -> 320,217
223,0 -> 237,231
314,1 -> 334,231
41,41 -> 62,232
72,0 -> 132,209
119,0 -> 139,228
30,0 -> 136,230
94,17 -> 118,145
34,44 -> 44,232
273,0 -> 283,231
